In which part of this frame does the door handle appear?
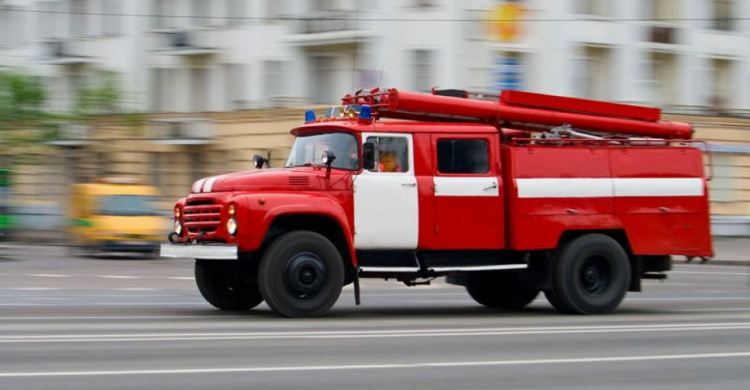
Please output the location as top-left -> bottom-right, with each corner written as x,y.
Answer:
566,208 -> 581,215
659,207 -> 670,212
401,182 -> 416,187
484,182 -> 498,191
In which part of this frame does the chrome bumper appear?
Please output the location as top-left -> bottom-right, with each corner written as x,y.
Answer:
159,243 -> 238,260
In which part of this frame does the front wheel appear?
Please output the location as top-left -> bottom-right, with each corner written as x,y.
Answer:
258,231 -> 344,318
195,260 -> 263,311
466,271 -> 539,310
545,234 -> 631,314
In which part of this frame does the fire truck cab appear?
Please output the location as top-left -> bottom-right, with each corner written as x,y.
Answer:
161,88 -> 712,317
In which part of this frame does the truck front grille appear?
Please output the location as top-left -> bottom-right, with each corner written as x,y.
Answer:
183,200 -> 223,235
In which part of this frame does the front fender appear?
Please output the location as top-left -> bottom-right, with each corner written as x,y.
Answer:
231,193 -> 355,264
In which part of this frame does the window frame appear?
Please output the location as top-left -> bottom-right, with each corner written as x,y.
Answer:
432,135 -> 495,177
361,133 -> 414,175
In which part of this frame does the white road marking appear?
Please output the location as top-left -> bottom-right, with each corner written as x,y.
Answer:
2,322 -> 750,343
0,315 -> 248,321
1,351 -> 749,378
97,275 -> 140,280
165,277 -> 194,280
671,271 -> 749,276
29,274 -> 68,278
7,288 -> 60,291
112,288 -> 161,291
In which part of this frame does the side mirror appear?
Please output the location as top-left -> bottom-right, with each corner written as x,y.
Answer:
253,154 -> 268,169
321,150 -> 336,167
322,151 -> 336,179
362,142 -> 375,170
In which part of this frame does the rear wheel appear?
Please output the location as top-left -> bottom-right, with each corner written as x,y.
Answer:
545,234 -> 630,314
258,231 -> 344,318
466,271 -> 539,310
195,260 -> 263,311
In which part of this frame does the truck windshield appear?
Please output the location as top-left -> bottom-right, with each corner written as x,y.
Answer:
96,195 -> 159,216
285,133 -> 359,170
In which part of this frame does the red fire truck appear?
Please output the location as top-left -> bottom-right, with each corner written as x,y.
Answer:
160,88 -> 712,317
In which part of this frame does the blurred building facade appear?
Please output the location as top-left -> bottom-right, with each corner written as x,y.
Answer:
0,0 -> 749,239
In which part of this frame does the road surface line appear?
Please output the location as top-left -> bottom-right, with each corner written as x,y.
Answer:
28,274 -> 68,278
3,322 -> 750,343
1,351 -> 749,378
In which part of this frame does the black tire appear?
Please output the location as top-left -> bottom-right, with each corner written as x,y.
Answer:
195,260 -> 263,311
466,271 -> 539,310
258,231 -> 344,318
545,234 -> 631,314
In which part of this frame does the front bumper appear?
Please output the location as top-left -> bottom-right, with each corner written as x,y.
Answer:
159,243 -> 238,260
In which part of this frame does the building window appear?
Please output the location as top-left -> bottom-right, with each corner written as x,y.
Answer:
191,68 -> 209,112
575,0 -> 610,17
437,139 -> 489,174
308,57 -> 334,104
264,60 -> 286,104
152,0 -> 176,29
190,152 -> 207,183
713,0 -> 733,31
70,0 -> 88,37
574,46 -> 611,100
151,153 -> 166,188
225,63 -> 246,110
102,0 -> 122,36
192,0 -> 211,27
412,50 -> 435,93
37,2 -> 57,40
313,0 -> 338,12
227,0 -> 246,25
709,154 -> 735,202
267,0 -> 285,20
413,0 -> 438,8
1,6 -> 26,47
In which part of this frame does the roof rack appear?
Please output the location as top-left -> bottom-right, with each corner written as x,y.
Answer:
342,88 -> 693,139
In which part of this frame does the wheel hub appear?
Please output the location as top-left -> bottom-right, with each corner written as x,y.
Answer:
285,252 -> 327,300
580,256 -> 611,296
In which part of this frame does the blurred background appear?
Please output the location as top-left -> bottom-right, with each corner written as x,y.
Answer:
0,0 -> 748,247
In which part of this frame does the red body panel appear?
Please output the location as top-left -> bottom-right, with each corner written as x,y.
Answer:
610,147 -> 712,256
426,133 -> 504,250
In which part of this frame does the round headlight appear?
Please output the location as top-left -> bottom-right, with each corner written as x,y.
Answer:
174,220 -> 183,235
226,218 -> 237,236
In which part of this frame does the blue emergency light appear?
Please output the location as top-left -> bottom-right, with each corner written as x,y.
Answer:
359,105 -> 372,120
304,110 -> 316,123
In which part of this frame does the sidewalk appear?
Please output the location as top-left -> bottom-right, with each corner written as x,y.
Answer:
681,237 -> 750,266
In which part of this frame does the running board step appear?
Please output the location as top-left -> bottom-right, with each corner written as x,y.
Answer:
358,264 -> 528,273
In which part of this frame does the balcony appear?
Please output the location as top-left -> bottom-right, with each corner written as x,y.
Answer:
147,118 -> 214,145
286,11 -> 374,46
39,40 -> 93,65
151,30 -> 221,56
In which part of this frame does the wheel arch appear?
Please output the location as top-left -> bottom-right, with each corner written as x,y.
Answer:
555,229 -> 638,291
260,213 -> 356,280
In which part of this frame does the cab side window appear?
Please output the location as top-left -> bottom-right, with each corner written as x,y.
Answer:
437,139 -> 489,174
366,136 -> 410,173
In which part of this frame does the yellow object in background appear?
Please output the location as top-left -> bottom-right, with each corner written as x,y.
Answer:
487,2 -> 525,42
69,179 -> 164,255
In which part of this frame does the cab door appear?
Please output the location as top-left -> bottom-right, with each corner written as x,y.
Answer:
353,133 -> 419,249
431,134 -> 504,249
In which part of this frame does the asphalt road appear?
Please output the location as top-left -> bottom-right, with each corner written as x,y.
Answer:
1,244 -> 749,389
